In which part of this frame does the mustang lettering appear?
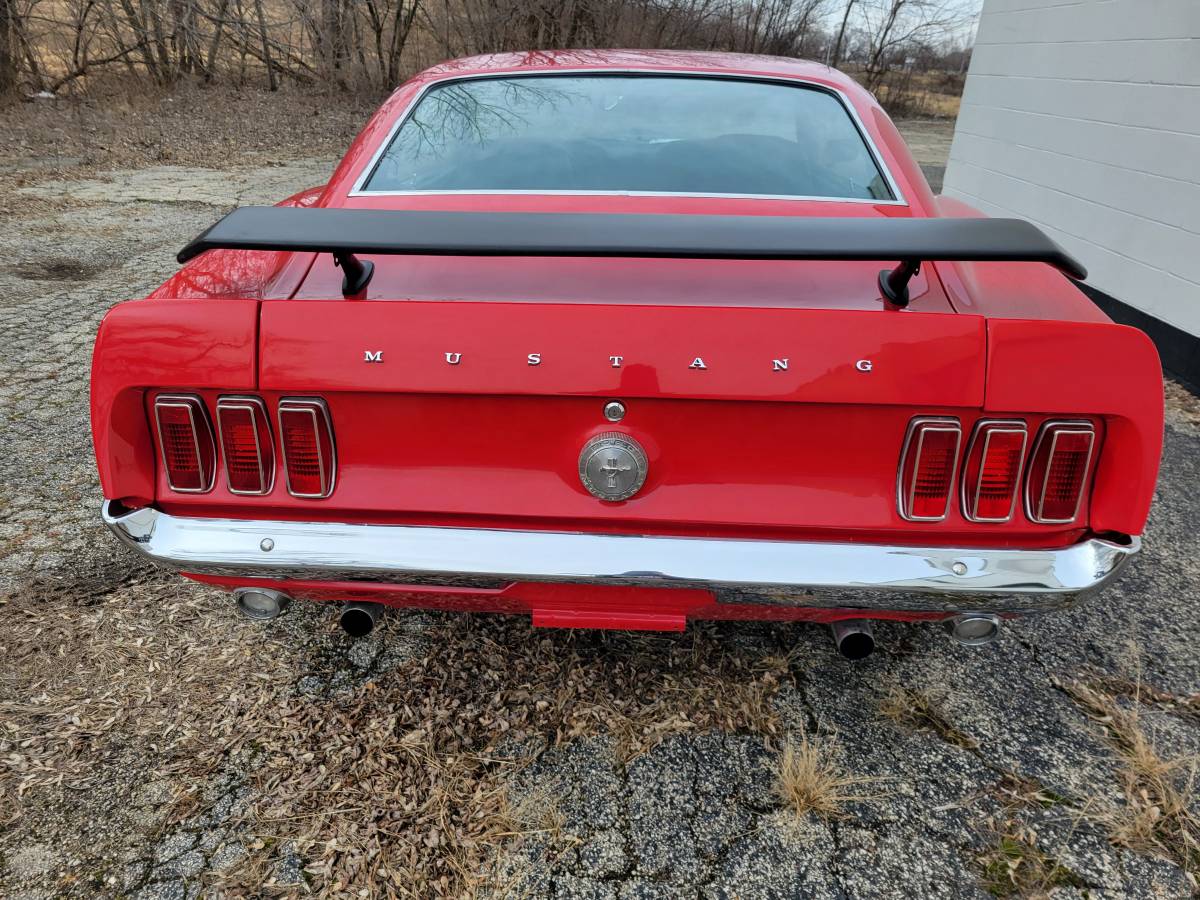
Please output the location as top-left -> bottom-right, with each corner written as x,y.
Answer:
92,50 -> 1163,656
363,351 -> 880,371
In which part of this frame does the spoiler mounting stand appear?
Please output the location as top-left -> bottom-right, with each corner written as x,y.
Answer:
334,251 -> 374,296
879,258 -> 920,309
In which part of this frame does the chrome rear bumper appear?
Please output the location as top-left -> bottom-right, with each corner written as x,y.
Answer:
102,501 -> 1139,614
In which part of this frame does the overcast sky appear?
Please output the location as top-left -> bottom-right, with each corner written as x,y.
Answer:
834,0 -> 985,47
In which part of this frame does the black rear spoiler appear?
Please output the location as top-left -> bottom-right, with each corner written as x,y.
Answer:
177,207 -> 1087,307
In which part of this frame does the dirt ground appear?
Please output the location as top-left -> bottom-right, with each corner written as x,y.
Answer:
1,88 -> 1198,899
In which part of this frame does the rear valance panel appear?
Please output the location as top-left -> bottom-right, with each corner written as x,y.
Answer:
259,301 -> 986,407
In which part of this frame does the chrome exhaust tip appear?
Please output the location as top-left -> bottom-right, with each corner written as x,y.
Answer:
233,587 -> 291,620
339,601 -> 384,637
830,619 -> 875,660
945,614 -> 1001,647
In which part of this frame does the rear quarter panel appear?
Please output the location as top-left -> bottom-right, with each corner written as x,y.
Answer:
90,299 -> 258,504
986,319 -> 1163,535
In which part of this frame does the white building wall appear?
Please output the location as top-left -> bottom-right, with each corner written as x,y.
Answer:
943,0 -> 1200,336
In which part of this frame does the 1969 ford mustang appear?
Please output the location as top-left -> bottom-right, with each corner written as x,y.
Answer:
94,50 -> 1164,657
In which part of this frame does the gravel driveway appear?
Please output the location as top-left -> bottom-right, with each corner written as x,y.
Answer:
1,108 -> 1196,898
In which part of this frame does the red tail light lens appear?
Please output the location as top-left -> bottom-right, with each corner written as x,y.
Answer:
153,395 -> 216,493
1026,422 -> 1095,524
962,421 -> 1028,522
278,398 -> 336,498
217,397 -> 274,495
898,418 -> 962,521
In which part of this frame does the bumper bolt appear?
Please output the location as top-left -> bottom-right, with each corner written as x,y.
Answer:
952,561 -> 967,576
260,538 -> 274,552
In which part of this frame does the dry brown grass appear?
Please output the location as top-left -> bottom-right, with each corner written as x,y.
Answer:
197,618 -> 798,896
879,685 -> 979,751
1165,379 -> 1200,429
0,83 -> 377,193
0,570 -> 291,806
0,562 -> 807,898
844,68 -> 964,119
1063,678 -> 1200,880
875,84 -> 961,118
774,735 -> 881,822
0,569 -> 305,892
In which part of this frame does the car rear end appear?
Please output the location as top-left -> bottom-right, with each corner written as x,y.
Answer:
94,283 -> 1159,629
90,57 -> 1164,649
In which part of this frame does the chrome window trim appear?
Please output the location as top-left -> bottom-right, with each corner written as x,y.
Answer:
348,70 -> 908,205
897,417 -> 962,523
153,394 -> 215,494
961,420 -> 1028,524
349,189 -> 899,203
217,396 -> 274,496
1025,420 -> 1096,525
277,397 -> 337,499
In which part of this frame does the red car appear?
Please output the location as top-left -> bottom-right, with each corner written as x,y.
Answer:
93,50 -> 1163,658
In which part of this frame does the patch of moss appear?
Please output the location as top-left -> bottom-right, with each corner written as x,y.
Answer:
979,835 -> 1087,897
878,686 -> 978,751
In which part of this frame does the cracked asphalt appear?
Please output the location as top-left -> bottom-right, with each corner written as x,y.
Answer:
0,113 -> 1197,898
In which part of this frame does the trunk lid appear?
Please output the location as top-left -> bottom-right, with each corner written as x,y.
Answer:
259,300 -> 981,404
297,195 -> 953,312
255,299 -> 985,534
290,255 -> 950,312
255,200 -> 984,533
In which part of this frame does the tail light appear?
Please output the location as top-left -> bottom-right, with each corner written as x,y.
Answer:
217,397 -> 274,495
278,398 -> 336,498
1026,421 -> 1095,524
897,417 -> 961,521
961,421 -> 1027,523
153,395 -> 216,493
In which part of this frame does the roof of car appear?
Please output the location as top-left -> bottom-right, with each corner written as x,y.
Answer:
419,49 -> 860,92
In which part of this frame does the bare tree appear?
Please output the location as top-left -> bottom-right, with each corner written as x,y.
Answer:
855,0 -> 968,91
0,0 -> 972,112
0,0 -> 14,93
201,0 -> 228,80
828,0 -> 855,68
252,0 -> 273,89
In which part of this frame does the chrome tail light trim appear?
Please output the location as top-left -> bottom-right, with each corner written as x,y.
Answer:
152,394 -> 216,494
216,396 -> 274,496
1025,420 -> 1096,525
276,397 -> 337,499
897,416 -> 962,522
961,419 -> 1029,524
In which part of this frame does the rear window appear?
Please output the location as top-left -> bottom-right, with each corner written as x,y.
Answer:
359,75 -> 896,201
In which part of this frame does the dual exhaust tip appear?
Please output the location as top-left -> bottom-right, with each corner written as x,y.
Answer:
233,589 -> 384,637
830,619 -> 876,660
232,589 -> 1000,653
234,587 -> 291,620
338,601 -> 383,637
830,613 -> 1001,659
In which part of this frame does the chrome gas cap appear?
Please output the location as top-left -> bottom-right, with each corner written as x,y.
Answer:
579,432 -> 647,502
